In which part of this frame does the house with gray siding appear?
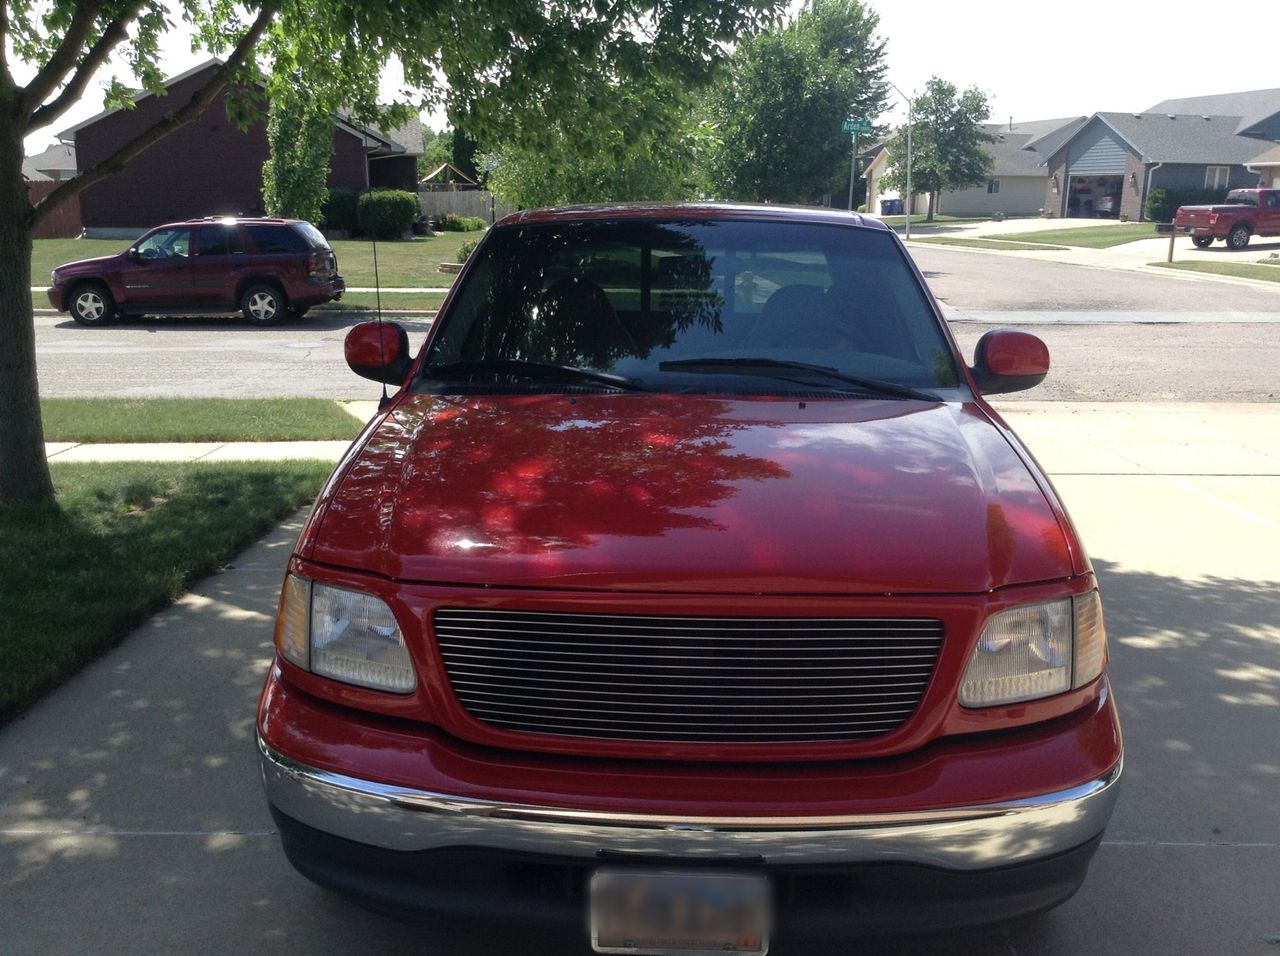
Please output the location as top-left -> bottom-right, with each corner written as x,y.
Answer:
1041,88 -> 1280,220
863,117 -> 1084,218
937,117 -> 1085,217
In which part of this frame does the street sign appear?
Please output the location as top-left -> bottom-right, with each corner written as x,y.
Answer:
842,119 -> 873,134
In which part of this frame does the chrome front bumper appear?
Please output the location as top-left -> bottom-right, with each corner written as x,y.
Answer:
259,736 -> 1121,871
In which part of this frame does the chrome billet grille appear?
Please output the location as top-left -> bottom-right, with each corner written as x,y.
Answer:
434,609 -> 943,743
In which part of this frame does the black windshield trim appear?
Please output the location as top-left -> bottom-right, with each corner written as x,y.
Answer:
423,359 -> 646,392
658,358 -> 940,402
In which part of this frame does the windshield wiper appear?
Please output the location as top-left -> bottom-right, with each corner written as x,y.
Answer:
658,358 -> 939,401
424,359 -> 643,391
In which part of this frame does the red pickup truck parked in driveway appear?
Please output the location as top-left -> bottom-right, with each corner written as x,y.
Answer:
1175,188 -> 1280,249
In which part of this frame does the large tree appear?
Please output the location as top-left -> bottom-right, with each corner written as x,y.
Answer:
1,0 -> 780,505
881,76 -> 995,221
482,78 -> 714,207
706,0 -> 887,204
261,72 -> 333,221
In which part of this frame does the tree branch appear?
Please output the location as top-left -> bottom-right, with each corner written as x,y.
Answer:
31,4 -> 277,227
27,1 -> 147,132
18,0 -> 107,121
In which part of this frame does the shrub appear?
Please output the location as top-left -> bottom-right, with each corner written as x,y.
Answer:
435,213 -> 487,232
357,189 -> 419,239
456,239 -> 480,263
1144,185 -> 1229,223
321,187 -> 359,234
856,204 -> 867,213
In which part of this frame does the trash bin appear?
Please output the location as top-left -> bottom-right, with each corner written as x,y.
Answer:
879,198 -> 904,216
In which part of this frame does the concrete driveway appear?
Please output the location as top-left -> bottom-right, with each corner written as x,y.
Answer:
2,402 -> 1278,955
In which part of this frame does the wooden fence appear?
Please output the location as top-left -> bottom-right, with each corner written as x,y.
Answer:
419,190 -> 518,225
27,180 -> 83,239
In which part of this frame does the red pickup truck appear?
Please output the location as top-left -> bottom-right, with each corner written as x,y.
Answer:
1175,188 -> 1280,249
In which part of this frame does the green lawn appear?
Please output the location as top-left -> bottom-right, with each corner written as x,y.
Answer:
1150,261 -> 1280,284
908,236 -> 1069,251
318,291 -> 446,312
0,460 -> 332,722
31,232 -> 475,290
329,233 -> 473,286
879,214 -> 1007,230
990,223 -> 1161,248
42,398 -> 362,443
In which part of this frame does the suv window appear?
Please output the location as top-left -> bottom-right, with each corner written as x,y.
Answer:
195,225 -> 245,256
135,227 -> 191,259
292,222 -> 332,251
245,224 -> 307,254
425,219 -> 960,391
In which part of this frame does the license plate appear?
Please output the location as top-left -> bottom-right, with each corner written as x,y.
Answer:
590,869 -> 770,955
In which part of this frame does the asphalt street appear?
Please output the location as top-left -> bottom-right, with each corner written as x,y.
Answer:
32,249 -> 1279,401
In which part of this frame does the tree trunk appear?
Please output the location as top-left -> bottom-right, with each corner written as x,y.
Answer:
926,191 -> 936,222
0,123 -> 56,505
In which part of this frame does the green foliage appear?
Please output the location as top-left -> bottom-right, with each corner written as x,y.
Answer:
435,213 -> 487,232
321,187 -> 360,233
1144,186 -> 1229,223
705,0 -> 889,203
881,76 -> 995,219
261,74 -> 334,222
482,71 -> 717,207
418,127 -> 455,177
357,190 -> 420,239
457,238 -> 480,263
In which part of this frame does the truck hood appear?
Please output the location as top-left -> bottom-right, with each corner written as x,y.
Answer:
312,393 -> 1074,594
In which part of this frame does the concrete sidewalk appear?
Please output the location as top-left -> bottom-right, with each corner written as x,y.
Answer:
3,401 -> 1279,955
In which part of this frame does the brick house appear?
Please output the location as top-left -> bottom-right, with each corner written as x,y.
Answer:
1041,88 -> 1280,220
57,60 -> 421,236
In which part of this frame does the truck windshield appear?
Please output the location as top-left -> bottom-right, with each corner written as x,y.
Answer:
421,219 -> 961,396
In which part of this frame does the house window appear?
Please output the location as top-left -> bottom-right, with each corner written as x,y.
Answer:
1205,166 -> 1230,190
987,179 -> 1001,194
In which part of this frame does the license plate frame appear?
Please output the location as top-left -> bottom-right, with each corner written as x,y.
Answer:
589,868 -> 770,956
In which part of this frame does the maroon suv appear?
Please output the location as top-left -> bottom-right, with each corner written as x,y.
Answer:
48,217 -> 345,326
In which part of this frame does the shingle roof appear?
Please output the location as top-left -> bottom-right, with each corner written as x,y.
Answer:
981,118 -> 1086,177
26,142 -> 77,174
1145,89 -> 1280,135
1096,112 -> 1273,164
1249,143 -> 1280,166
21,160 -> 51,182
381,116 -> 422,156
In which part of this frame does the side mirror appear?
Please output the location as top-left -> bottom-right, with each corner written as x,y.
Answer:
345,322 -> 412,385
971,329 -> 1050,395
127,248 -> 140,261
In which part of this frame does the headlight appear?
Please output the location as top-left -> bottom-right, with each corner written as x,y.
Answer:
273,575 -> 416,693
959,592 -> 1107,708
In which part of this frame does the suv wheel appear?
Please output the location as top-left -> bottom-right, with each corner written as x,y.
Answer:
1226,225 -> 1251,250
241,283 -> 285,325
69,282 -> 115,326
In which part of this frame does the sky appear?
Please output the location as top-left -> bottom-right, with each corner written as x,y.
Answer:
20,0 -> 1280,155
